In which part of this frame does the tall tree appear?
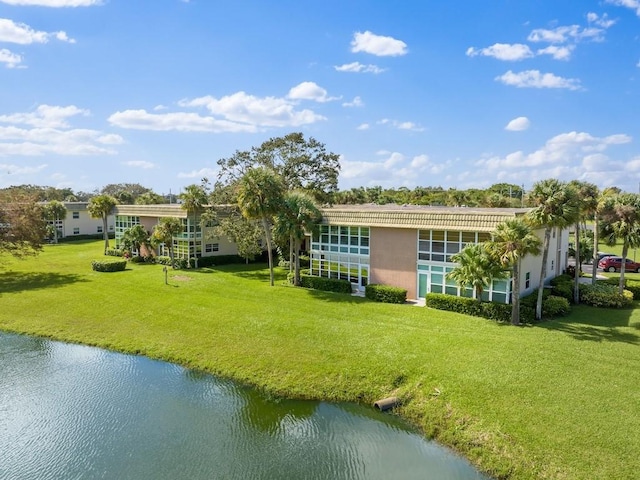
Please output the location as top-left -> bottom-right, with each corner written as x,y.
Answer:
204,207 -> 264,263
0,191 -> 47,259
217,132 -> 340,204
273,191 -> 322,286
237,167 -> 284,286
489,218 -> 542,325
568,181 -> 599,303
599,193 -> 640,293
526,179 -> 579,320
151,217 -> 184,266
179,183 -> 208,268
88,194 -> 116,254
446,243 -> 507,301
136,191 -> 165,205
591,187 -> 618,285
43,200 -> 67,244
121,225 -> 150,256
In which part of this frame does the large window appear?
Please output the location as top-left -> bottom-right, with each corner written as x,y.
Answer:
417,229 -> 510,303
418,230 -> 490,263
115,215 -> 140,248
310,225 -> 369,287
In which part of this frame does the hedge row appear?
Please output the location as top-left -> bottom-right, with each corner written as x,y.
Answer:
299,274 -> 353,294
425,292 -> 570,323
91,260 -> 127,272
602,277 -> 640,300
365,284 -> 407,304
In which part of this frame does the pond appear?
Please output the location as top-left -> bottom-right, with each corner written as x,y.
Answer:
0,332 -> 489,479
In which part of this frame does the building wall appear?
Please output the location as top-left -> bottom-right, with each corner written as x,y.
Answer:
50,202 -> 115,238
370,227 -> 418,298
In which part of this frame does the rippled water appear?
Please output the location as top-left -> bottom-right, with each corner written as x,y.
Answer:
0,332 -> 489,480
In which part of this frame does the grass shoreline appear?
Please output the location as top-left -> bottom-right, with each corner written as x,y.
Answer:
2,240 -> 640,479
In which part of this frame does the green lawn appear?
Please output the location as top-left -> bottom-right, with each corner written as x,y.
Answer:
2,240 -> 640,479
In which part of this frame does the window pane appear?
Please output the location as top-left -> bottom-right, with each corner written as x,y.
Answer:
446,231 -> 460,242
462,232 -> 476,243
432,230 -> 445,241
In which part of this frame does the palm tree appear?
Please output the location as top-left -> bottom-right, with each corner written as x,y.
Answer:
273,191 -> 322,286
489,218 -> 541,325
152,217 -> 183,266
526,179 -> 579,321
568,181 -> 599,303
121,225 -> 150,257
591,187 -> 618,285
237,167 -> 284,286
88,194 -> 116,254
599,193 -> 640,293
446,243 -> 507,301
43,200 -> 67,244
179,184 -> 208,268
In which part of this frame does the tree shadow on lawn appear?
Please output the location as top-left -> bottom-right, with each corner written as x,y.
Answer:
539,305 -> 639,345
0,271 -> 89,295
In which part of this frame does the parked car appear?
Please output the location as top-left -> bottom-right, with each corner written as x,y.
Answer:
598,256 -> 640,273
597,252 -> 616,262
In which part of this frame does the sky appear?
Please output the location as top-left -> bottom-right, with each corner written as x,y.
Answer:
1,0 -> 640,197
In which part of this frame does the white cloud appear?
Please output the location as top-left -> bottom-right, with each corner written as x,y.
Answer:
0,162 -> 47,175
0,104 -> 88,128
177,90 -> 326,128
376,118 -> 424,131
0,104 -> 120,156
334,62 -> 386,74
0,48 -> 21,68
496,70 -> 582,90
287,81 -> 338,102
466,43 -> 534,61
0,0 -> 102,6
108,109 -> 258,133
123,160 -> 155,169
340,151 -> 447,188
536,45 -> 574,60
350,30 -> 408,56
587,12 -> 616,28
0,18 -> 74,44
342,96 -> 363,108
476,131 -> 631,172
356,123 -> 370,130
505,116 -> 531,131
177,167 -> 217,179
527,24 -> 606,44
605,0 -> 640,16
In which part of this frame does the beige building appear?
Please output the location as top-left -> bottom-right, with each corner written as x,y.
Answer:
113,204 -> 237,258
312,205 -> 569,301
112,203 -> 569,303
45,202 -> 115,239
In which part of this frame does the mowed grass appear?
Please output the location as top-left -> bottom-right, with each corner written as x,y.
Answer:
2,241 -> 640,479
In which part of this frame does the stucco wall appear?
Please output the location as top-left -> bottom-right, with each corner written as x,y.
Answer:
370,227 -> 417,299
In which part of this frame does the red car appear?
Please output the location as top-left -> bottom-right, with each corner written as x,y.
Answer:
598,256 -> 640,273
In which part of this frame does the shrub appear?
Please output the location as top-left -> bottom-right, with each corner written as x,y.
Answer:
579,283 -> 633,308
105,248 -> 123,257
299,274 -> 353,294
365,284 -> 408,304
551,282 -> 574,303
543,295 -> 571,317
603,277 -> 640,300
425,293 -> 559,323
91,259 -> 126,272
551,274 -> 573,286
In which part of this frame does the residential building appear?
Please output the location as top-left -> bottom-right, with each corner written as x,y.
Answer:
311,205 -> 568,301
43,202 -> 115,239
112,203 -> 569,302
113,204 -> 237,258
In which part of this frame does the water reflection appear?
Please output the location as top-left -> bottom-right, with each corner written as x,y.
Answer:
0,332 -> 489,480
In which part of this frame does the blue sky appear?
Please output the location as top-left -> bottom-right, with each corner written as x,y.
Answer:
1,0 -> 640,196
